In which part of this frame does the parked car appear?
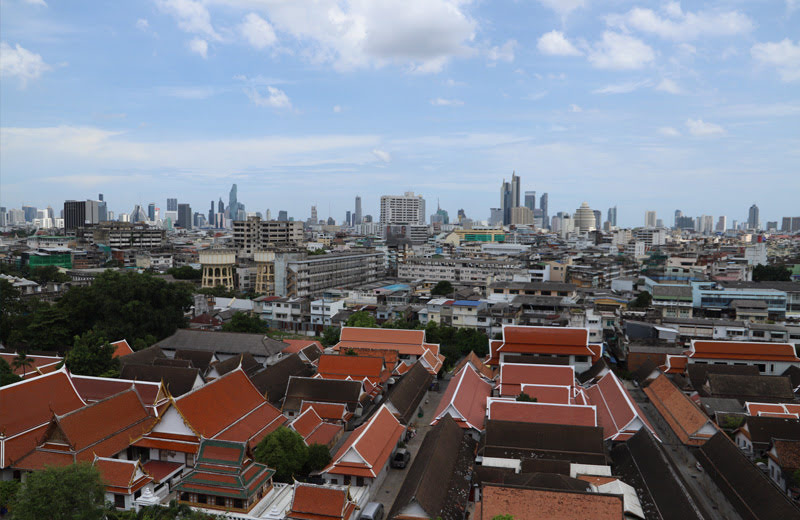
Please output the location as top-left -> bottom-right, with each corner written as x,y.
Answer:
391,448 -> 411,469
361,502 -> 384,520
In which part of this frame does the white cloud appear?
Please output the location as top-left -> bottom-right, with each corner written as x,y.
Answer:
333,105 -> 342,113
487,40 -> 517,62
536,0 -> 585,18
0,42 -> 50,87
188,38 -> 208,58
789,0 -> 799,13
372,149 -> 391,162
569,104 -> 582,112
537,30 -> 582,56
593,79 -> 652,94
136,18 -> 150,31
606,5 -> 753,41
240,13 -> 277,50
751,39 -> 800,82
656,78 -> 682,94
430,97 -> 464,106
588,32 -> 654,70
686,118 -> 725,136
157,0 -> 220,40
659,126 -> 681,137
246,86 -> 291,109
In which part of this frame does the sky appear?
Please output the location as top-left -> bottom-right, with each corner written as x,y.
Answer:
1,0 -> 799,227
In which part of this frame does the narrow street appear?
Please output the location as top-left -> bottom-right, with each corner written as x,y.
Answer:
371,376 -> 452,512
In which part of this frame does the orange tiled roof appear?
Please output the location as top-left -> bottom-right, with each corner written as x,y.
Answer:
432,364 -> 492,431
644,374 -> 717,446
487,399 -> 597,427
478,484 -> 623,520
662,355 -> 688,374
343,346 -> 399,367
301,401 -> 350,423
584,371 -> 657,441
282,339 -> 323,354
335,327 -> 426,356
292,407 -> 325,438
317,354 -> 386,380
289,483 -> 356,520
0,352 -> 64,378
70,375 -> 165,408
94,457 -> 151,493
746,402 -> 800,417
519,384 -> 572,404
492,326 -> 595,362
454,351 -> 495,380
499,363 -> 574,397
111,340 -> 134,358
213,402 -> 287,448
688,340 -> 800,362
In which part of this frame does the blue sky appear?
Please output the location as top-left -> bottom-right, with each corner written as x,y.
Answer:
1,0 -> 798,227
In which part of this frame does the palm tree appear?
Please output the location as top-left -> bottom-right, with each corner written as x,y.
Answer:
12,352 -> 34,378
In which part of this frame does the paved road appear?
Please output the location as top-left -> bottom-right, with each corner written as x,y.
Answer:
371,376 -> 451,512
625,381 -> 741,520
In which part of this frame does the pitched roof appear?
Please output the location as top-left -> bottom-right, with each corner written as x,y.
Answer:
0,352 -> 64,378
174,349 -> 215,372
707,374 -> 795,402
120,363 -> 202,397
384,361 -> 434,425
70,374 -> 165,409
289,406 -> 342,447
746,402 -> 800,418
432,364 -> 493,431
110,340 -> 134,358
335,327 -> 427,356
323,404 -> 404,478
340,346 -> 399,367
584,371 -> 657,441
281,340 -> 323,363
498,326 -> 591,355
0,368 -> 86,468
288,483 -> 356,520
499,363 -> 574,397
686,364 -> 760,394
740,416 -> 800,446
453,351 -> 495,380
518,384 -> 572,404
771,439 -> 800,471
248,353 -> 313,404
93,457 -> 152,494
210,352 -> 263,377
388,416 -> 477,520
117,345 -> 166,366
482,420 -> 607,465
487,399 -> 597,427
283,377 -> 363,413
688,340 -> 800,362
317,354 -> 387,382
301,402 -> 350,423
643,374 -> 717,446
153,329 -> 287,358
477,484 -> 624,520
696,432 -> 800,518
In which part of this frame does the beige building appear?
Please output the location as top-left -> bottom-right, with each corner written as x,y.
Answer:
510,206 -> 534,226
233,217 -> 304,257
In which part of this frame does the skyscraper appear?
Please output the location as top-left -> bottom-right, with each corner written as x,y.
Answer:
228,184 -> 238,222
593,210 -> 602,231
64,200 -> 99,231
748,204 -> 759,230
716,216 -> 727,232
524,191 -> 536,212
131,205 -> 148,223
510,172 -> 521,209
354,196 -> 362,225
573,202 -> 596,233
539,193 -> 549,229
501,174 -> 520,226
645,211 -> 657,228
607,206 -> 617,227
167,198 -> 178,212
346,210 -> 352,226
149,203 -> 157,222
22,205 -> 37,222
311,205 -> 318,223
178,203 -> 192,229
278,210 -> 288,221
208,201 -> 214,225
674,209 -> 682,228
380,192 -> 426,225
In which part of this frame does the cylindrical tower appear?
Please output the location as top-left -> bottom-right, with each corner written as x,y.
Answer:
199,249 -> 236,290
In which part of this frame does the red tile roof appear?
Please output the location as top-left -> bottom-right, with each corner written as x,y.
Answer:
661,355 -> 688,374
292,407 -> 324,438
490,326 -> 596,364
688,340 -> 800,362
291,407 -> 344,447
70,375 -> 164,409
317,354 -> 387,381
323,404 -> 404,478
499,363 -> 575,397
282,339 -> 323,354
214,401 -> 287,448
432,364 -> 492,431
341,346 -> 399,367
142,460 -> 183,483
478,484 -> 624,520
289,483 -> 356,520
0,352 -> 64,378
453,351 -> 495,380
0,368 -> 85,468
301,401 -> 350,423
487,399 -> 597,427
746,402 -> 800,418
94,457 -> 152,494
111,340 -> 134,358
584,371 -> 656,441
644,374 -> 717,446
519,384 -> 572,404
335,327 -> 427,356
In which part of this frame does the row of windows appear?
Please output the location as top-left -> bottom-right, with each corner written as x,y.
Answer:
180,493 -> 244,510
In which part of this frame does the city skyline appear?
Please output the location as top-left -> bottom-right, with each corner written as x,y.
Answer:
2,1 -> 799,225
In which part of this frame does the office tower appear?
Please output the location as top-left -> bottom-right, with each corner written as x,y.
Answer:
510,206 -> 534,225
781,217 -> 800,232
380,192 -> 426,225
524,191 -> 536,212
574,202 -> 596,233
593,210 -> 602,231
218,198 -> 225,215
488,208 -> 503,226
327,217 -> 335,226
145,203 -> 154,222
346,210 -> 352,226
167,198 -> 178,212
716,216 -> 727,232
177,203 -> 192,229
674,209 -> 682,228
22,205 -> 37,222
278,210 -> 288,221
539,193 -> 549,229
97,194 -> 107,222
265,209 -> 272,221
0,207 -> 6,227
748,204 -> 759,230
500,175 -> 520,225
656,219 -> 664,228
131,205 -> 148,223
766,221 -> 778,231
228,184 -> 238,222
354,196 -> 362,225
64,200 -> 100,231
607,206 -> 618,227
363,214 -> 373,223
193,212 -> 206,228
510,172 -> 521,208
208,201 -> 214,225
311,205 -> 318,223
645,211 -> 657,228
457,209 -> 466,222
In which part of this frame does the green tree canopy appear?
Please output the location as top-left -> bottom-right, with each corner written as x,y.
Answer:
345,310 -> 377,328
12,463 -> 106,520
516,392 -> 536,402
753,264 -> 791,282
304,443 -> 332,475
29,265 -> 70,284
430,280 -> 454,296
0,357 -> 22,387
166,266 -> 203,280
104,500 -> 217,520
11,352 -> 34,379
221,312 -> 270,334
254,427 -> 310,483
629,291 -> 652,309
320,326 -> 340,347
66,330 -> 120,377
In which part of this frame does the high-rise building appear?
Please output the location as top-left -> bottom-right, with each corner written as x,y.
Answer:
131,205 -> 148,223
22,205 -> 37,222
645,211 -> 657,228
574,202 -> 596,233
716,216 -> 727,232
218,198 -> 225,215
277,210 -> 288,221
228,184 -> 238,222
167,198 -> 178,212
607,206 -> 617,227
457,209 -> 466,222
177,203 -> 192,229
500,173 -> 521,226
64,200 -> 100,231
380,192 -> 426,225
149,203 -> 157,222
748,204 -> 759,230
0,207 -> 6,227
510,206 -> 534,226
488,208 -> 503,226
510,172 -> 521,209
539,193 -> 549,229
311,205 -> 318,223
524,191 -> 536,212
593,210 -> 602,231
781,217 -> 800,232
354,196 -> 362,225
346,210 -> 352,226
674,209 -> 682,228
208,201 -> 214,225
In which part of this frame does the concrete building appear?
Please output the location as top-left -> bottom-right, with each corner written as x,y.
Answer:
200,249 -> 236,290
397,257 -> 526,283
574,202 -> 596,233
608,206 -> 617,227
285,251 -> 385,298
748,204 -> 760,230
354,195 -> 362,225
539,193 -> 548,229
524,191 -> 536,212
645,210 -> 657,228
233,216 -> 304,257
91,222 -> 166,249
510,206 -> 534,226
177,203 -> 192,229
64,200 -> 100,231
380,192 -> 426,226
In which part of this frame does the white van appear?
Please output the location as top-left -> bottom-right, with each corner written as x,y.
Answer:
360,501 -> 384,520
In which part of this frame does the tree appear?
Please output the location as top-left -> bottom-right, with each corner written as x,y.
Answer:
0,357 -> 22,387
66,330 -> 120,377
30,265 -> 70,284
430,280 -> 454,296
0,478 -> 20,513
516,392 -> 536,402
198,285 -> 236,297
253,427 -> 310,482
222,312 -> 270,334
12,352 -> 34,378
320,326 -> 340,347
345,311 -> 377,328
753,264 -> 791,282
104,500 -> 217,520
304,443 -> 332,475
12,463 -> 106,520
166,266 -> 202,280
629,291 -> 652,309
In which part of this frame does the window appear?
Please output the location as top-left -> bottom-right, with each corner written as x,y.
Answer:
198,494 -> 208,504
186,453 -> 194,467
215,496 -> 226,507
575,356 -> 588,362
752,331 -> 765,338
233,499 -> 243,509
757,364 -> 766,373
180,492 -> 190,502
114,495 -> 125,509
